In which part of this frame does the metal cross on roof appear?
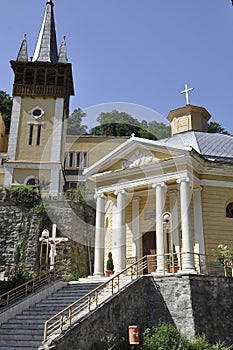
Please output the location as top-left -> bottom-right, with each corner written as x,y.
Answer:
180,84 -> 193,105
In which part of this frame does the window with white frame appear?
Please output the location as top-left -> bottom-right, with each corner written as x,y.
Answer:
65,151 -> 88,169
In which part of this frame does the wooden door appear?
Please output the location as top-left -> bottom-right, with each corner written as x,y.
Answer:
142,231 -> 156,273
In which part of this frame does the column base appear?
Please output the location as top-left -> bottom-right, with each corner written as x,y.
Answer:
177,269 -> 197,275
93,272 -> 105,277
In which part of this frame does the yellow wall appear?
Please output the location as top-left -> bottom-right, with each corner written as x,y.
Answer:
12,168 -> 51,186
65,136 -> 128,168
16,98 -> 57,161
202,186 -> 233,256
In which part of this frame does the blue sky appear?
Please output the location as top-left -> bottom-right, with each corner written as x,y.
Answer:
1,1 -> 233,132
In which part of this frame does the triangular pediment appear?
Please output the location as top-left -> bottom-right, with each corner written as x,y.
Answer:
84,136 -> 190,177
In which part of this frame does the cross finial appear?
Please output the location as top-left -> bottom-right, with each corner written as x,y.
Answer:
180,84 -> 193,105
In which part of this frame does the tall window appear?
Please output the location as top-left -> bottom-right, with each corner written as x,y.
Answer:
28,125 -> 34,145
69,152 -> 74,168
36,125 -> 42,146
76,152 -> 81,167
226,202 -> 233,218
83,152 -> 88,168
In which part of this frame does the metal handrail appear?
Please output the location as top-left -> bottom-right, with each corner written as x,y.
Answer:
42,251 -> 231,344
0,270 -> 57,308
43,257 -> 147,343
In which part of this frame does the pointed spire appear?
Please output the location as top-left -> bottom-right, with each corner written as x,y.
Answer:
58,36 -> 68,63
32,0 -> 58,62
17,34 -> 28,62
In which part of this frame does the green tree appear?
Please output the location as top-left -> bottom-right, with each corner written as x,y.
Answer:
142,120 -> 171,139
67,108 -> 88,135
208,122 -> 230,135
91,110 -> 142,137
91,110 -> 170,140
0,91 -> 12,133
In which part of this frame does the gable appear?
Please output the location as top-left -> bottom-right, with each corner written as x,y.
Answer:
84,136 -> 190,176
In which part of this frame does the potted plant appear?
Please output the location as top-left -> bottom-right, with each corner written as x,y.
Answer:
105,252 -> 114,277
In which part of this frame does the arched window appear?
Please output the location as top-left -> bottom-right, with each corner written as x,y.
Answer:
24,176 -> 38,187
226,202 -> 233,218
27,178 -> 36,186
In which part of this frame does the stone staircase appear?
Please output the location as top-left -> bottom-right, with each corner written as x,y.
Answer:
0,279 -> 105,350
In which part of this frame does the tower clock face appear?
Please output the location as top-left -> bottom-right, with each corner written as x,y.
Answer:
30,106 -> 44,119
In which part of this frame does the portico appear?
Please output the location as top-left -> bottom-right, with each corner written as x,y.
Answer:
90,154 -> 200,276
84,104 -> 233,277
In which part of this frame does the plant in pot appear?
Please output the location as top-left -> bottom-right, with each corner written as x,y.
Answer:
105,252 -> 114,277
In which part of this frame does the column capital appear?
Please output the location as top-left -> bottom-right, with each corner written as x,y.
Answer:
193,186 -> 202,192
94,192 -> 107,200
114,189 -> 126,196
152,181 -> 166,189
176,177 -> 190,184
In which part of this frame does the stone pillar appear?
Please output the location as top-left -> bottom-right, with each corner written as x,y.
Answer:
177,178 -> 195,272
94,193 -> 106,276
193,187 -> 205,271
153,182 -> 166,273
132,197 -> 140,260
168,190 -> 180,265
114,190 -> 126,272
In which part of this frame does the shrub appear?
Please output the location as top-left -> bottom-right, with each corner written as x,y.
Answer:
5,186 -> 41,207
142,322 -> 187,350
106,252 -> 114,271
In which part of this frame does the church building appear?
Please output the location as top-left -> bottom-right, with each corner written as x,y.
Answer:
1,0 -> 233,277
84,103 -> 233,276
4,0 -> 74,195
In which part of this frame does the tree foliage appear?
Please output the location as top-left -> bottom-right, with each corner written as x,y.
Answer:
208,122 -> 231,135
67,108 -> 88,135
91,110 -> 170,140
0,90 -> 12,133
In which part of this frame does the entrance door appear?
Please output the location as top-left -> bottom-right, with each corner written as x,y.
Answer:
142,231 -> 156,273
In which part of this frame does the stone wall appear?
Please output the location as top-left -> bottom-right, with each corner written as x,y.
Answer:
49,275 -> 233,349
155,275 -> 233,345
0,200 -> 95,279
48,277 -> 173,350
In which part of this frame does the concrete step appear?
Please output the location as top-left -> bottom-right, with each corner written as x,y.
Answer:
0,347 -> 35,350
0,340 -> 40,347
1,323 -> 44,329
0,281 -> 104,349
0,328 -> 43,335
0,333 -> 42,341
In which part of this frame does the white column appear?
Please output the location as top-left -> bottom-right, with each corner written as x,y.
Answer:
50,168 -> 60,196
114,190 -> 126,273
177,178 -> 195,271
132,197 -> 140,261
153,182 -> 166,273
193,187 -> 205,272
51,98 -> 64,162
169,190 -> 180,264
7,96 -> 21,160
94,193 -> 106,276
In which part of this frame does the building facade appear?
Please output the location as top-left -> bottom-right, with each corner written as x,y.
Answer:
84,105 -> 233,275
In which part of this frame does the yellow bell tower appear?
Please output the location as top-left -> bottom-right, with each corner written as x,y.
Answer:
4,0 -> 74,195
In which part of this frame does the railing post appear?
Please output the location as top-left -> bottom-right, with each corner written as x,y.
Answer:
44,321 -> 48,342
6,293 -> 9,306
60,314 -> 63,333
88,295 -> 91,312
111,279 -> 114,295
68,308 -> 72,326
95,291 -> 98,307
